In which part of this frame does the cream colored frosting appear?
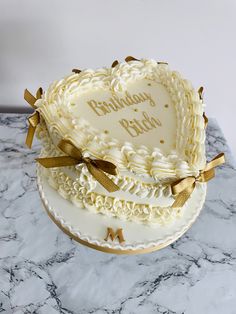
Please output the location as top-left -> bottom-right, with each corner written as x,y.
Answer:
37,124 -> 196,225
36,124 -> 181,223
33,58 -> 207,225
36,123 -> 172,201
35,59 -> 206,180
41,165 -> 181,225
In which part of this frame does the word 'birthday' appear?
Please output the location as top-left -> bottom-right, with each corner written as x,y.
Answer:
119,111 -> 162,138
87,91 -> 155,116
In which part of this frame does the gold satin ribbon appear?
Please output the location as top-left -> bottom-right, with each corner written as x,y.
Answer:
125,56 -> 168,65
171,153 -> 225,208
24,88 -> 43,148
72,68 -> 81,74
198,86 -> 204,100
125,56 -> 140,62
203,112 -> 208,128
111,60 -> 119,68
36,139 -> 120,193
198,86 -> 208,128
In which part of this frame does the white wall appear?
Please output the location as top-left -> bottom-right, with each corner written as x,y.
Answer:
1,0 -> 235,156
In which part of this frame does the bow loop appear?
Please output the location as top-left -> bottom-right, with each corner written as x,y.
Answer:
171,153 -> 225,208
125,56 -> 140,62
36,139 -> 119,193
24,88 -> 42,109
111,60 -> 119,68
36,87 -> 43,100
24,88 -> 43,148
35,156 -> 78,168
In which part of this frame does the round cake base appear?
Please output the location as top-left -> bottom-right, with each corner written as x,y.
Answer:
37,168 -> 207,255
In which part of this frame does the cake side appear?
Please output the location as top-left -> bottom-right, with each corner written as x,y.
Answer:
36,122 -> 196,225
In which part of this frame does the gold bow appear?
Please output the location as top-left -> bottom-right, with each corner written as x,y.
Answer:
171,153 -> 225,208
111,60 -> 119,68
125,56 -> 140,62
24,88 -> 43,148
36,139 -> 120,193
72,68 -> 81,74
198,86 -> 208,128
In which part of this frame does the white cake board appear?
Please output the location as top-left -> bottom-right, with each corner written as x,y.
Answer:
37,168 -> 207,255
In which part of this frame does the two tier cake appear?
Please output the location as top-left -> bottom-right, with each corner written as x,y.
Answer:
25,57 -> 224,228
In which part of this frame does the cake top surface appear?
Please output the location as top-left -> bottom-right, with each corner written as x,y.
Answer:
36,57 -> 206,179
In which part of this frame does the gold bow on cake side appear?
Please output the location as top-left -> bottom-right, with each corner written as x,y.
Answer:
171,153 -> 225,208
24,88 -> 43,148
36,139 -> 120,193
198,86 -> 208,128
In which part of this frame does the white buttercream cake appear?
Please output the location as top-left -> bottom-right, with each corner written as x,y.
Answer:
29,57 -> 206,225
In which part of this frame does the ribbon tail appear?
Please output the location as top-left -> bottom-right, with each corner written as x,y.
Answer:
25,124 -> 36,148
93,159 -> 117,175
25,111 -> 40,148
36,156 -> 78,168
86,163 -> 119,192
171,183 -> 195,208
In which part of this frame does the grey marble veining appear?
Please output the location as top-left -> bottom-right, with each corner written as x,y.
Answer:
0,113 -> 236,314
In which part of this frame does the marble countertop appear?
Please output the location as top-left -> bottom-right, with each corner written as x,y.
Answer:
0,113 -> 236,314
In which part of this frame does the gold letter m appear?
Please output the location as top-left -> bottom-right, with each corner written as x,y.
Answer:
104,227 -> 125,244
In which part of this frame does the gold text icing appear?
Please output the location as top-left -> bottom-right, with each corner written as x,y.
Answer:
87,90 -> 162,138
87,91 -> 155,116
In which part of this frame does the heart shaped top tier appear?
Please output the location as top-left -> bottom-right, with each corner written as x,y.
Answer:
37,58 -> 206,179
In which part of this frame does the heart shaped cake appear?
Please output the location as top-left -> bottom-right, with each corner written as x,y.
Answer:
25,57 -> 223,226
